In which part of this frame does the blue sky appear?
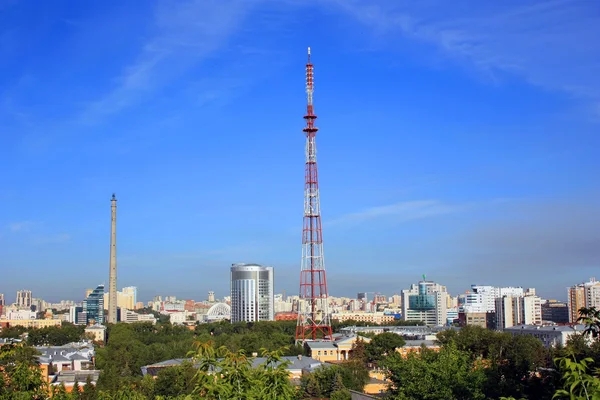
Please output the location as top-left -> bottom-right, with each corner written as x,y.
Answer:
1,0 -> 599,303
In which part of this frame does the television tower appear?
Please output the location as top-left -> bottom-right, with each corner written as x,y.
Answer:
107,194 -> 118,324
296,47 -> 332,343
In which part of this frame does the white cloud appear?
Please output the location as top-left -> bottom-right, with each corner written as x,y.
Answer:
81,0 -> 259,121
328,200 -> 456,226
331,0 -> 600,106
8,221 -> 34,232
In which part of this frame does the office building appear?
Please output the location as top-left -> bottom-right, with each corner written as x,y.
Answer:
83,284 -> 105,325
69,306 -> 86,325
541,300 -> 569,324
401,278 -> 448,326
230,263 -> 274,323
0,293 -> 4,306
16,290 -> 32,308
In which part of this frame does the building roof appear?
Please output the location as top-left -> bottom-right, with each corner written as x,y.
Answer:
504,324 -> 587,333
85,324 -> 106,331
141,356 -> 323,376
306,341 -> 337,350
404,339 -> 438,348
51,354 -> 71,363
70,353 -> 90,361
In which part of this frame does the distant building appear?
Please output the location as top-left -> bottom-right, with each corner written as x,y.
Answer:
332,312 -> 396,325
504,324 -> 588,348
203,303 -> 231,323
16,290 -> 32,308
458,312 -> 489,328
275,312 -> 297,321
567,278 -> 599,323
495,295 -> 542,329
0,318 -> 61,329
230,263 -> 274,323
103,286 -> 136,311
401,278 -> 448,326
121,309 -> 157,324
357,292 -> 367,302
208,291 -> 215,302
541,300 -> 569,324
83,285 -> 104,325
7,310 -> 36,320
68,306 -> 86,325
85,324 -> 107,343
568,284 -> 586,323
0,293 -> 4,306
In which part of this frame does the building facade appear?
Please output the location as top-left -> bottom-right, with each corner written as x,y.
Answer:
16,290 -> 32,308
83,285 -> 104,325
230,263 -> 274,323
401,279 -> 448,326
541,300 -> 569,324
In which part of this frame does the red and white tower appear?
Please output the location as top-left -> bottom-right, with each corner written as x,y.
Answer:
296,47 -> 333,343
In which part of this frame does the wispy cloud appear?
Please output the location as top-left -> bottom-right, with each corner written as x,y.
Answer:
81,0 -> 259,122
328,200 -> 457,227
332,0 -> 600,109
8,221 -> 35,232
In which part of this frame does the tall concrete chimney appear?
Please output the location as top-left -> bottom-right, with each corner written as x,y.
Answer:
107,194 -> 118,324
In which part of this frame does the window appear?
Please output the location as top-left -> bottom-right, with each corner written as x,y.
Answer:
317,351 -> 321,355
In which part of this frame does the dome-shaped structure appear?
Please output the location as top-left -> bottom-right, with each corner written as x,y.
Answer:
205,303 -> 231,322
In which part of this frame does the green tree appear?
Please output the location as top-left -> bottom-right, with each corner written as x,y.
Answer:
72,380 -> 81,399
553,307 -> 600,399
384,344 -> 487,400
0,343 -> 48,399
300,373 -> 322,399
553,356 -> 600,399
153,361 -> 197,398
365,332 -> 405,363
52,383 -> 74,400
349,337 -> 367,364
578,307 -> 600,339
330,389 -> 352,400
80,375 -> 98,400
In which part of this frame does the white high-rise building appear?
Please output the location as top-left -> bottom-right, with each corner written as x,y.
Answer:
584,278 -> 600,309
230,263 -> 274,323
401,279 -> 448,326
522,295 -> 543,325
495,295 -> 543,328
463,285 -> 526,314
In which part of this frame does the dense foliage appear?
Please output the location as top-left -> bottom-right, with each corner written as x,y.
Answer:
27,322 -> 86,346
1,310 -> 598,399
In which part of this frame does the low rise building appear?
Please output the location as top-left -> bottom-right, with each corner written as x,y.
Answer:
0,318 -> 62,329
305,334 -> 371,362
141,355 -> 323,383
504,324 -> 588,347
84,324 -> 106,343
332,312 -> 396,325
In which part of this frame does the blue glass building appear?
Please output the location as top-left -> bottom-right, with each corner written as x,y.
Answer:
83,284 -> 105,325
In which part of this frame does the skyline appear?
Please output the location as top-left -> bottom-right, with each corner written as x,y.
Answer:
1,0 -> 599,301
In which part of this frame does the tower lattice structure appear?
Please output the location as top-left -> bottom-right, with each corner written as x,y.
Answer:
296,47 -> 333,343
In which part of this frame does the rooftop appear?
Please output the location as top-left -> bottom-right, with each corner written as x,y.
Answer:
141,355 -> 323,377
504,324 -> 587,332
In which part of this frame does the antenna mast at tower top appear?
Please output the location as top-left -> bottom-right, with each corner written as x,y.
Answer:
296,47 -> 332,344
